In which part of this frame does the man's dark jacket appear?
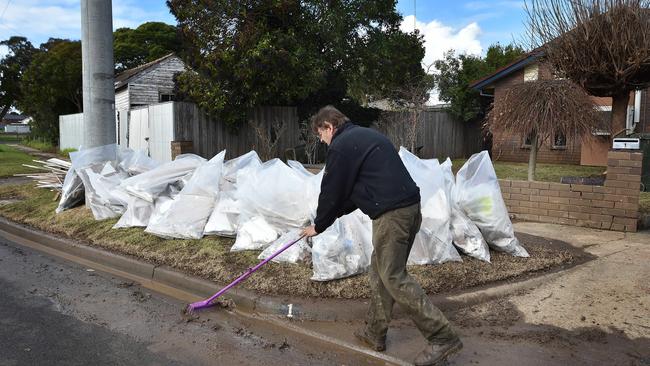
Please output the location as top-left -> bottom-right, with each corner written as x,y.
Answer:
314,122 -> 421,233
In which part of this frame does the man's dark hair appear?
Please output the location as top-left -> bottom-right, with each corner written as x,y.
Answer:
311,105 -> 350,133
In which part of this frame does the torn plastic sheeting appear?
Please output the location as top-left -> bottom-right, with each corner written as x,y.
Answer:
456,151 -> 529,258
120,154 -> 206,203
144,151 -> 226,239
258,229 -> 311,264
77,162 -> 131,220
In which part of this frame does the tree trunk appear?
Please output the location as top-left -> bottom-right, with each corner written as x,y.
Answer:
527,133 -> 538,181
611,92 -> 631,138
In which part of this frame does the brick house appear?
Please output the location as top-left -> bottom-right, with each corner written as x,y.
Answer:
470,50 -> 649,166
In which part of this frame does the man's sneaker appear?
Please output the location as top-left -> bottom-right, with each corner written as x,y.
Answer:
413,338 -> 463,366
353,328 -> 386,352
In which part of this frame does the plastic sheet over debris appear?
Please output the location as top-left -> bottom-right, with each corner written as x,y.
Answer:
54,143 -> 526,283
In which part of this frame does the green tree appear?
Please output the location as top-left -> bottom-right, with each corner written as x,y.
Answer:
167,0 -> 426,128
435,43 -> 525,122
114,22 -> 181,72
18,39 -> 82,144
0,36 -> 37,120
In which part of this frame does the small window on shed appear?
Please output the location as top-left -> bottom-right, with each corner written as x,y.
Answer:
524,64 -> 539,82
159,93 -> 175,102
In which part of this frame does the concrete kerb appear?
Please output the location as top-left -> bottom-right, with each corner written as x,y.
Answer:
0,216 -> 589,322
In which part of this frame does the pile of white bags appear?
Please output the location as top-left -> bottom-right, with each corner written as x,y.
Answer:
55,142 -> 528,283
455,151 -> 529,257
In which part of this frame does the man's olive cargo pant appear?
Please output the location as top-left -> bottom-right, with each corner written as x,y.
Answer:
366,203 -> 458,343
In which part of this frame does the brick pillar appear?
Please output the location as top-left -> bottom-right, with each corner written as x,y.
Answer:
171,140 -> 193,160
605,151 -> 643,232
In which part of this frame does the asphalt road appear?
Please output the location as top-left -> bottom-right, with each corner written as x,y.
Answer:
0,235 -> 363,366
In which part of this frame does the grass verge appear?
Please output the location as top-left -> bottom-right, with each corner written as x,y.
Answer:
451,159 -> 605,183
0,183 -> 589,299
0,144 -> 39,177
640,192 -> 650,215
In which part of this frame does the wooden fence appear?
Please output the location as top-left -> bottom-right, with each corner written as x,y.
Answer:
173,102 -> 301,160
376,109 -> 485,160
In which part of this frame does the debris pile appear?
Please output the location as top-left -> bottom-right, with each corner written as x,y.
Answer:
16,158 -> 71,191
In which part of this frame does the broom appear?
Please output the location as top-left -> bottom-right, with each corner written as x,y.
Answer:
185,234 -> 306,314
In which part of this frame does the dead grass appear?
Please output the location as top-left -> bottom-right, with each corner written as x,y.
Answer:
0,183 -> 589,299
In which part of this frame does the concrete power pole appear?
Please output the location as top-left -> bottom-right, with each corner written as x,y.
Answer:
81,0 -> 116,148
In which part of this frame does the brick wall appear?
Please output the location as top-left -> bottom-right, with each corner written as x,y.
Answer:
492,130 -> 582,165
501,150 -> 642,232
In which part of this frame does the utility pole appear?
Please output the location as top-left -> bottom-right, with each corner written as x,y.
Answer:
81,0 -> 116,148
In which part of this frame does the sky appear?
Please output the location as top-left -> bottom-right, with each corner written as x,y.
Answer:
0,0 -> 529,102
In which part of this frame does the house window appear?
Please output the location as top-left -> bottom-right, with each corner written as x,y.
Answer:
524,64 -> 539,82
522,132 -> 534,148
159,93 -> 175,102
553,132 -> 567,149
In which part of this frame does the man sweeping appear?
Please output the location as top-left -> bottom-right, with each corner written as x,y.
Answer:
301,106 -> 462,366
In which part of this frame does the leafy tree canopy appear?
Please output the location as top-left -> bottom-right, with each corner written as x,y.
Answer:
114,22 -> 181,73
435,43 -> 525,122
167,0 -> 427,127
18,39 -> 83,143
0,36 -> 37,120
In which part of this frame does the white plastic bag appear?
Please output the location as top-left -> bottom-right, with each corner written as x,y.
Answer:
204,151 -> 262,237
398,147 -> 461,265
230,215 -> 279,251
56,144 -> 121,213
76,161 -> 130,220
112,195 -> 154,228
118,149 -> 160,176
144,151 -> 226,239
120,154 -> 206,203
311,210 -> 374,281
455,151 -> 529,257
258,229 -> 311,264
231,159 -> 312,252
441,158 -> 490,262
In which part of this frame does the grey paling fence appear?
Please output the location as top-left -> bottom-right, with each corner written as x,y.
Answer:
377,109 -> 485,160
173,102 -> 301,160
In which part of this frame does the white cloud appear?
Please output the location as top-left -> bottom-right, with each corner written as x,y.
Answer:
0,0 -> 176,46
400,16 -> 484,104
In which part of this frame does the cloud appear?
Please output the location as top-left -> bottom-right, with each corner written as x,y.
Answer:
0,0 -> 176,46
400,16 -> 484,105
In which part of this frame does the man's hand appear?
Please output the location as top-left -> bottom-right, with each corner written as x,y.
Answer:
301,225 -> 318,238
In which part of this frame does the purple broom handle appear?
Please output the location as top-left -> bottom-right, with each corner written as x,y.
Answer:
199,234 -> 306,306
